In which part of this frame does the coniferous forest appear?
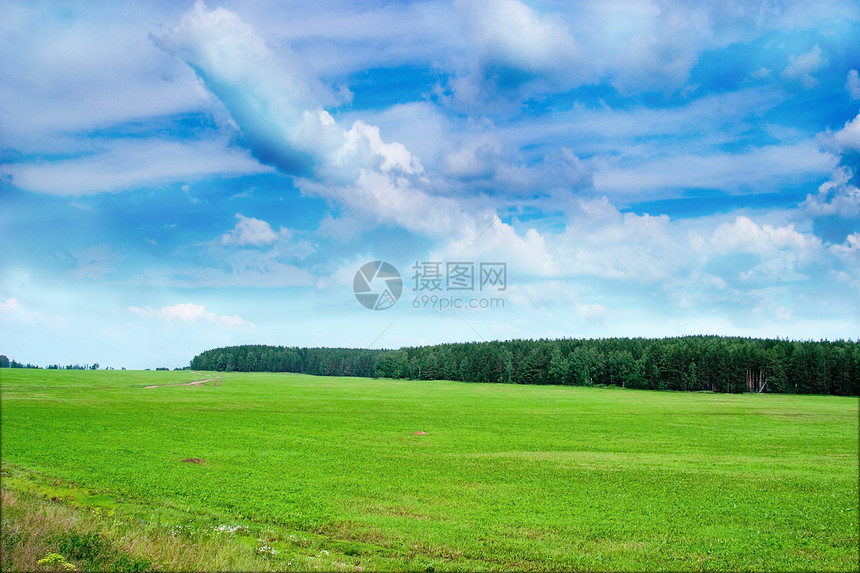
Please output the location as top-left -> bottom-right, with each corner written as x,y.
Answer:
190,336 -> 859,395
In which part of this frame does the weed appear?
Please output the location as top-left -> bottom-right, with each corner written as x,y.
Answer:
57,531 -> 108,562
36,552 -> 76,571
255,539 -> 278,557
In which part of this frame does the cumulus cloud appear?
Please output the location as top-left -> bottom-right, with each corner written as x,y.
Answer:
710,216 -> 821,259
451,0 -> 585,108
783,45 -> 826,88
802,114 -> 860,220
441,214 -> 557,277
448,1 -> 834,104
848,70 -> 860,100
459,0 -> 578,79
830,111 -> 860,153
129,303 -> 253,327
341,121 -> 424,175
829,233 -> 860,293
432,194 -> 832,295
221,213 -> 283,246
556,198 -> 679,282
802,167 -> 860,218
449,0 -> 745,105
706,216 -> 823,283
830,232 -> 860,260
443,139 -> 504,181
597,0 -> 712,94
436,197 -> 681,284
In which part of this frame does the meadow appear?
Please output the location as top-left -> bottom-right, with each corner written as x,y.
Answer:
1,369 -> 857,571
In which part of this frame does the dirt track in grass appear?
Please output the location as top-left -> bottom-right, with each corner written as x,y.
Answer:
143,379 -> 215,389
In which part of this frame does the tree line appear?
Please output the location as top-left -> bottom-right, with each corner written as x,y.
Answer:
190,346 -> 380,378
190,336 -> 859,395
0,355 -> 41,369
0,356 -> 103,370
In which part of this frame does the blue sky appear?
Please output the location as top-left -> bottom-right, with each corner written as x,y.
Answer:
1,0 -> 859,369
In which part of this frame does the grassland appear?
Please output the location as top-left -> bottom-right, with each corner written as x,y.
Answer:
1,369 -> 857,571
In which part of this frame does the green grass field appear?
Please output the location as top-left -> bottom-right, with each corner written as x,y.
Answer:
1,369 -> 857,572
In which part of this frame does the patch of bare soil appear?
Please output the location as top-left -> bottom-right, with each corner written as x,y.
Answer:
413,431 -> 428,435
181,458 -> 204,464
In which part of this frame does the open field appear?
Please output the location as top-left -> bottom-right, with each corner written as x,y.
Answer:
1,369 -> 857,571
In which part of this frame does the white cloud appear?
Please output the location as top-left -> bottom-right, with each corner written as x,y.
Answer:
830,111 -> 860,153
710,216 -> 821,259
0,2 -> 209,153
459,0 -> 578,76
802,167 -> 860,218
342,121 -> 424,175
435,197 -> 681,284
800,113 -> 860,219
0,296 -> 68,329
129,303 -> 253,328
447,0 -> 853,103
0,3 -> 278,196
783,45 -> 826,88
503,281 -> 605,322
441,215 -> 557,277
594,140 -> 837,195
221,213 -> 283,247
449,0 -> 765,103
299,167 -> 472,239
830,232 -> 860,262
159,1 -> 487,241
706,216 -> 823,284
829,233 -> 860,293
443,139 -> 504,181
154,0 -> 337,170
336,102 -> 453,174
597,0 -> 712,94
2,140 -> 270,195
751,67 -> 771,79
213,1 -> 463,78
848,70 -> 860,100
556,198 -> 679,282
0,298 -> 21,313
451,0 -> 585,108
429,194 -> 834,297
488,87 -> 786,161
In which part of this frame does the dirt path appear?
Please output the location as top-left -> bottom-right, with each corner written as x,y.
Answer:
143,378 -> 217,389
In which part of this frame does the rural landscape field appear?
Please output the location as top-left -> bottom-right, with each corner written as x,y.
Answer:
1,368 -> 857,571
3,1 -> 860,572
